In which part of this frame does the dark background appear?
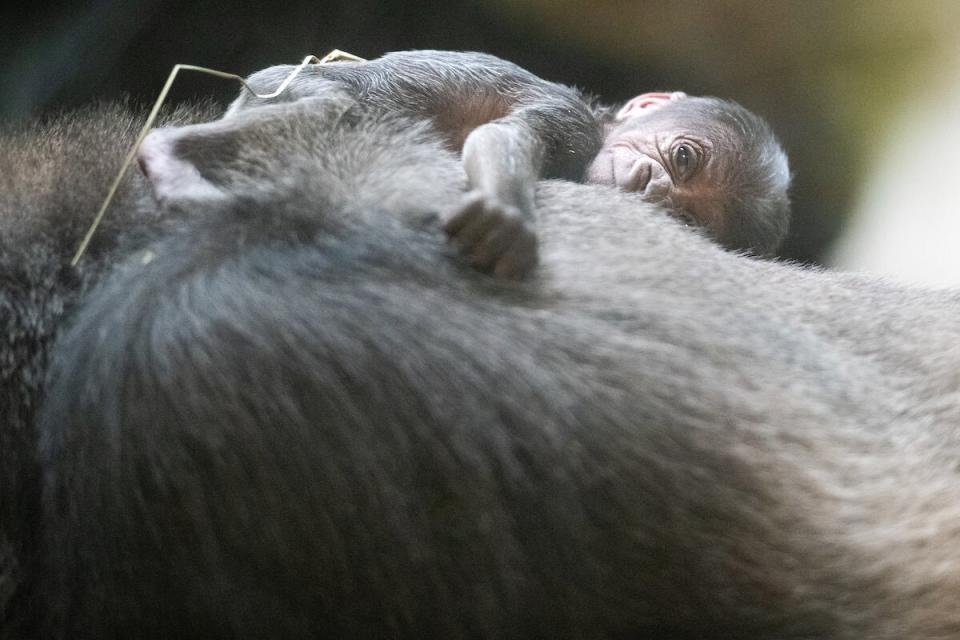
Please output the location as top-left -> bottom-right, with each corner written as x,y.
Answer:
3,0 -> 951,264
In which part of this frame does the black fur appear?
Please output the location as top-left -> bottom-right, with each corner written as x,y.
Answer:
0,100 -> 219,638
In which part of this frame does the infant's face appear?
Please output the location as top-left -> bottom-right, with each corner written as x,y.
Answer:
586,93 -> 727,236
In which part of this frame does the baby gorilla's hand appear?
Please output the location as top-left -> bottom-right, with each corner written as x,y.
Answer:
443,191 -> 538,279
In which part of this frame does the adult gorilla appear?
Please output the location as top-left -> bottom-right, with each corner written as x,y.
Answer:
3,90 -> 958,639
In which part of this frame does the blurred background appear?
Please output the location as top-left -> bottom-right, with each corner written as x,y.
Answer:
4,0 -> 960,282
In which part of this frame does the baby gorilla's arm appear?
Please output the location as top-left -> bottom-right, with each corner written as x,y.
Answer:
444,109 -> 545,279
433,75 -> 601,279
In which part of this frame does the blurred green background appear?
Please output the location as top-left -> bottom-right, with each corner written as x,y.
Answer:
4,0 -> 959,273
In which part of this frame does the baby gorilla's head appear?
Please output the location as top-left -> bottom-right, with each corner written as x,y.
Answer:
588,93 -> 790,255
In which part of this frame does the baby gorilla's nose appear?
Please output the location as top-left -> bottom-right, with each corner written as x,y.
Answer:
610,147 -> 655,193
618,159 -> 652,193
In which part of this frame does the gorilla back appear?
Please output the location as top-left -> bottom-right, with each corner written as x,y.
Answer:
32,94 -> 960,639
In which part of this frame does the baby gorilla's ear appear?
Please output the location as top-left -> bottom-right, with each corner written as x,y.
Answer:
137,124 -> 231,208
615,91 -> 688,121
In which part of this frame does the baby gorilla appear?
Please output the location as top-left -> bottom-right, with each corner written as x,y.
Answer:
588,91 -> 790,257
176,51 -> 790,276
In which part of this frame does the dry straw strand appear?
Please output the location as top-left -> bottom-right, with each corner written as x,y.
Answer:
70,49 -> 367,266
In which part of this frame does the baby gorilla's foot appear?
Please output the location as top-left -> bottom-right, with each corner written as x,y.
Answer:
442,191 -> 538,279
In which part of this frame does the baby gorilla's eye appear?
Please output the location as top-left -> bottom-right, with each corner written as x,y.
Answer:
672,143 -> 700,180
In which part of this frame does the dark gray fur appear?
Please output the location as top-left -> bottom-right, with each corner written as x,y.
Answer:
224,50 -> 602,279
3,90 -> 960,638
225,50 -> 789,270
228,50 -> 599,180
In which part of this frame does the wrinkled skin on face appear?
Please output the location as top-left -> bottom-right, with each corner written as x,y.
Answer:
587,92 -> 728,238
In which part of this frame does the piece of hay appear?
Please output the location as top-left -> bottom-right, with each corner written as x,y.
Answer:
70,49 -> 367,266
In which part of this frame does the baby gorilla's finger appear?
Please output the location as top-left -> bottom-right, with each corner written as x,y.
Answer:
492,231 -> 538,280
454,210 -> 501,258
442,192 -> 486,236
470,209 -> 527,268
